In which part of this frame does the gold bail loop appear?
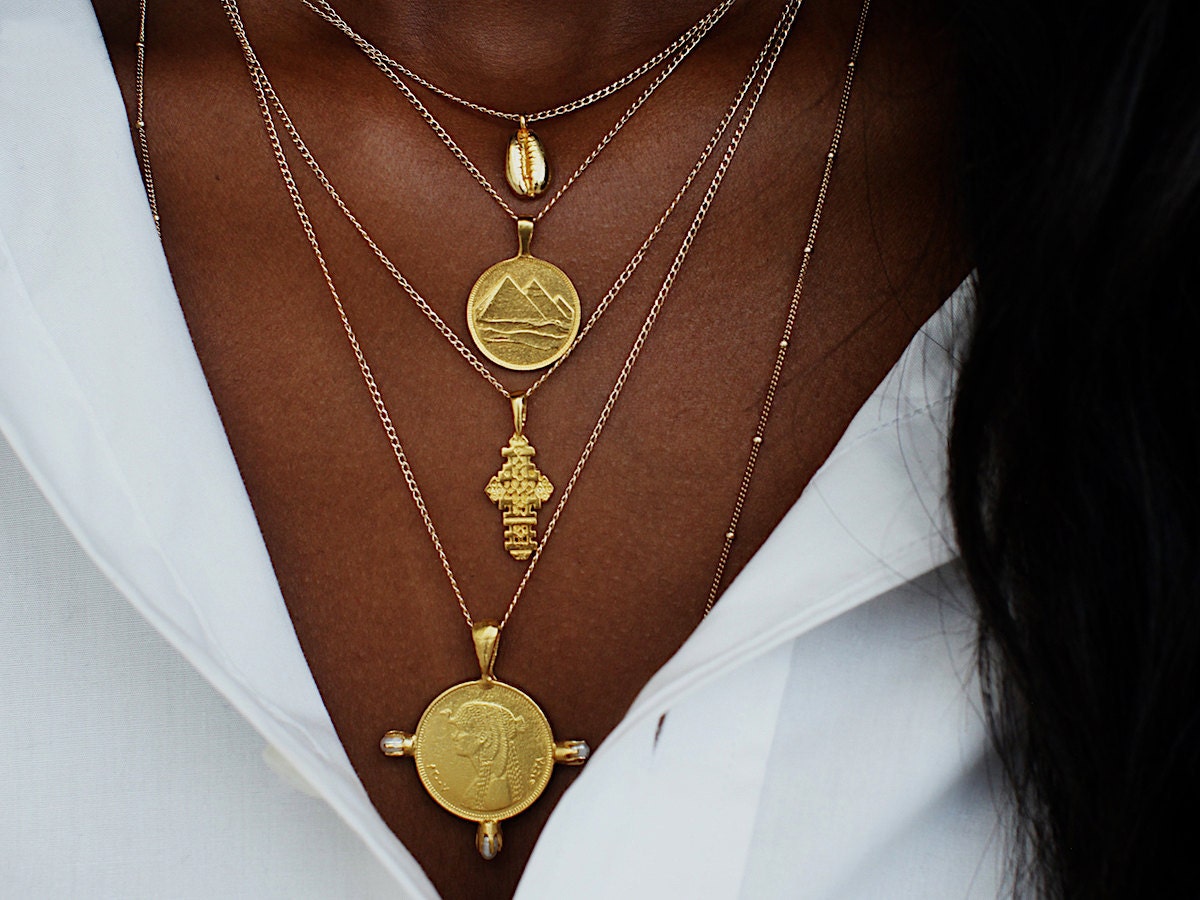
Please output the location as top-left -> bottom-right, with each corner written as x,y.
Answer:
472,620 -> 501,680
511,395 -> 527,437
516,218 -> 534,257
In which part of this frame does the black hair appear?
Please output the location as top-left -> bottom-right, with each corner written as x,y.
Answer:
952,0 -> 1200,894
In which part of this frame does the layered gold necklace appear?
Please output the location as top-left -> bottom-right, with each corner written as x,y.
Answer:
136,0 -> 871,861
305,0 -> 738,379
302,0 -> 737,200
234,1 -> 796,560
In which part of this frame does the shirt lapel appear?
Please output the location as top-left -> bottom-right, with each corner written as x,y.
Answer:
521,289 -> 969,895
0,3 -> 433,894
612,283 -> 966,741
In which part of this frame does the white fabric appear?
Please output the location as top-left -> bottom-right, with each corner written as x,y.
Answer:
0,1 -> 1004,896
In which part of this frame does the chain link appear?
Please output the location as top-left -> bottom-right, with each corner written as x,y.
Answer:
224,0 -> 479,625
703,0 -> 871,615
134,0 -> 159,235
506,7 -> 802,628
142,0 -> 870,632
304,0 -> 736,225
251,4 -> 794,403
303,0 -> 736,124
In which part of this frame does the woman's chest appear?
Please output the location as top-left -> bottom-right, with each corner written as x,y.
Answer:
92,0 -> 964,893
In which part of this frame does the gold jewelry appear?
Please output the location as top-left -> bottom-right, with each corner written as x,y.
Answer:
134,0 -> 159,236
703,5 -> 870,614
303,0 -> 737,198
303,0 -> 737,371
505,117 -> 550,200
380,620 -> 589,860
135,0 -> 870,857
232,3 -> 797,557
220,0 -> 801,856
484,396 -> 554,559
465,218 -> 582,372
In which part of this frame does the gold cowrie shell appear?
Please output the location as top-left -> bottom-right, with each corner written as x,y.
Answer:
505,118 -> 550,198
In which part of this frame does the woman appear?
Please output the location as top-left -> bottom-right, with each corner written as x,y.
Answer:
0,0 -> 1193,897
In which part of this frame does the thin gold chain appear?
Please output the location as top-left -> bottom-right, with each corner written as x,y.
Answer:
235,4 -> 795,403
135,0 -> 870,628
222,0 -> 800,630
134,0 -> 159,236
305,0 -> 738,225
303,0 -> 736,124
705,0 -> 871,613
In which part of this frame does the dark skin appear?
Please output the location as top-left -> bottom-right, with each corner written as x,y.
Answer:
93,1 -> 964,896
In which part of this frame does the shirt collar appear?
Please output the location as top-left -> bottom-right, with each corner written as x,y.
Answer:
616,288 -> 965,739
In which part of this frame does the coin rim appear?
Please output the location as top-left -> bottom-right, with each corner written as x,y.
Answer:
412,678 -> 557,822
466,254 -> 582,372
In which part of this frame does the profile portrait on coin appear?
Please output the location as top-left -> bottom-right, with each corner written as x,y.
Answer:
442,699 -> 529,811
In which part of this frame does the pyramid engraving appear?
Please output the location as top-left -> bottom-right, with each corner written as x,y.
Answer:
477,277 -> 572,351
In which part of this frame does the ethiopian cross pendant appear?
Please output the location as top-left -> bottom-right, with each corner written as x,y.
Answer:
486,395 -> 553,560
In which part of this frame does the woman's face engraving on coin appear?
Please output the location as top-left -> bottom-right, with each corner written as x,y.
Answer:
441,700 -> 528,811
414,681 -> 555,821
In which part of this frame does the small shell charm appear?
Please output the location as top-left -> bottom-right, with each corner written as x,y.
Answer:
505,116 -> 550,198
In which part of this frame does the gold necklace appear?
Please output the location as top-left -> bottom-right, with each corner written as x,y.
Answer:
136,0 -> 871,857
229,1 -> 796,559
302,0 -> 737,199
302,0 -> 741,374
221,0 -> 805,858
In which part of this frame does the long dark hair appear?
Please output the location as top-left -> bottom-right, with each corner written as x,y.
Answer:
952,0 -> 1200,894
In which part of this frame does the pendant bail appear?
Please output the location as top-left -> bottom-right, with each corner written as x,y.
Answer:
511,394 -> 527,437
472,619 -> 501,680
516,218 -> 534,258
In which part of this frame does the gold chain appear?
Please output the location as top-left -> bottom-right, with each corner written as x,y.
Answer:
302,0 -> 729,126
227,3 -> 795,404
304,0 -> 738,224
303,0 -> 736,124
134,0 -> 870,627
134,0 -> 159,236
222,0 -> 799,630
705,0 -> 870,613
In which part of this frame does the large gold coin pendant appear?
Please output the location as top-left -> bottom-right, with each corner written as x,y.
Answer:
467,218 -> 581,371
381,621 -> 589,860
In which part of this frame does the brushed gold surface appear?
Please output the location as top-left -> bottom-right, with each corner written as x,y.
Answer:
413,678 -> 556,823
485,398 -> 553,560
467,219 -> 581,371
382,624 -> 589,858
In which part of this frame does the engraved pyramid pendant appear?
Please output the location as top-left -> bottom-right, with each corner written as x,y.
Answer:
467,218 -> 581,371
380,621 -> 589,860
486,396 -> 553,560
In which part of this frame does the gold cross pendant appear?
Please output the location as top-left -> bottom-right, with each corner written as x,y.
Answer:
485,396 -> 553,560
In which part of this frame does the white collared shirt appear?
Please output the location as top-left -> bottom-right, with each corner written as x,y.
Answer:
0,2 -> 1004,896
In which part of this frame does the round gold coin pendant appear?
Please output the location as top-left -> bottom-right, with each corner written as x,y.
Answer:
467,218 -> 581,371
381,622 -> 589,860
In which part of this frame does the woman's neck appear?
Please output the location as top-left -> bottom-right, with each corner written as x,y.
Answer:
289,0 -> 738,112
